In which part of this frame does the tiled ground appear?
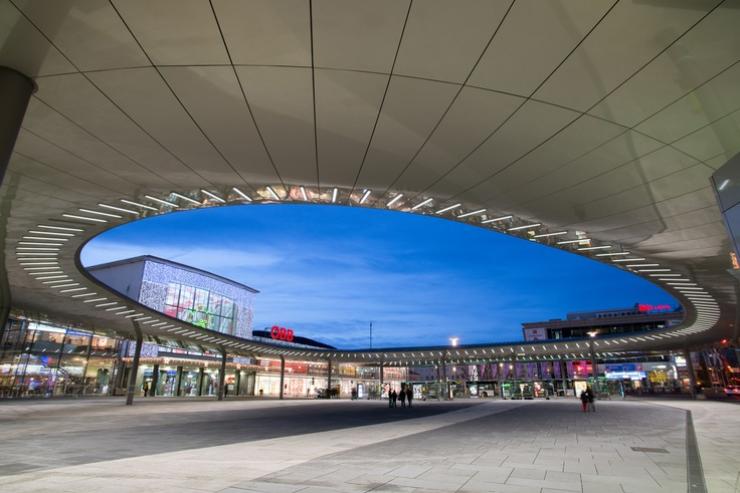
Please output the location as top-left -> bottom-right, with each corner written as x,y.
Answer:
0,398 -> 736,493
228,400 -> 689,493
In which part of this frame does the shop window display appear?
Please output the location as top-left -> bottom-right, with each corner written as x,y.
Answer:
164,282 -> 236,333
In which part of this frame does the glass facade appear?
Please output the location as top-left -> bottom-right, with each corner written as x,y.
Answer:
163,282 -> 236,333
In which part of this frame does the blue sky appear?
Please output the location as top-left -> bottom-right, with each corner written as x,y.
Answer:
81,204 -> 676,348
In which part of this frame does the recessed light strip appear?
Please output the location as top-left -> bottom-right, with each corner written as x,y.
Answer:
299,186 -> 308,201
360,189 -> 371,204
436,203 -> 461,214
411,198 -> 433,210
266,186 -> 281,201
578,245 -> 611,251
458,208 -> 486,218
533,231 -> 568,238
508,223 -> 541,231
201,190 -> 225,203
98,204 -> 140,215
172,193 -> 200,205
232,187 -> 252,202
37,225 -> 84,232
120,199 -> 158,211
78,208 -> 122,218
482,215 -> 513,224
61,214 -> 106,223
144,195 -> 179,208
387,194 -> 403,207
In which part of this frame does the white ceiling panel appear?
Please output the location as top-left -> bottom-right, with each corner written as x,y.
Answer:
313,0 -> 408,73
31,74 -> 204,187
588,2 -> 740,127
87,67 -> 243,185
394,0 -> 510,83
0,0 -> 76,77
356,76 -> 459,190
111,0 -> 228,65
212,0 -> 310,66
14,130 -> 138,194
392,87 -> 524,194
636,222 -> 727,248
159,66 -> 279,186
464,113 -> 620,204
8,152 -> 112,199
20,98 -> 174,188
431,100 -> 580,199
14,0 -> 147,72
502,131 -> 664,208
635,61 -> 740,143
315,69 -> 388,187
534,0 -> 715,112
470,0 -> 612,96
235,66 -> 316,185
671,108 -> 740,161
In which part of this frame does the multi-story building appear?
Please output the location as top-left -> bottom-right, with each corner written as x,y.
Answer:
522,303 -> 683,341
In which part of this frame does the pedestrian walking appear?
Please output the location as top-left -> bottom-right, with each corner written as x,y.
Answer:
579,388 -> 588,412
399,385 -> 407,408
406,386 -> 413,408
585,385 -> 596,412
391,388 -> 397,408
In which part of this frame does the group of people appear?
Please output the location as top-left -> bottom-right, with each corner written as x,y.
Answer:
579,385 -> 596,412
388,385 -> 414,408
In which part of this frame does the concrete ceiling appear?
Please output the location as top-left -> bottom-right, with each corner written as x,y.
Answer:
1,0 -> 739,363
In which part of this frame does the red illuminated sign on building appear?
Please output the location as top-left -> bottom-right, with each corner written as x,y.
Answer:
270,325 -> 294,342
637,304 -> 671,313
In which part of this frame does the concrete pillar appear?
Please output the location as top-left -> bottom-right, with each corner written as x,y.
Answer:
684,348 -> 697,399
279,356 -> 285,400
327,359 -> 332,398
560,359 -> 568,396
379,361 -> 384,385
590,345 -> 599,395
197,367 -> 205,396
125,334 -> 143,406
218,352 -> 227,401
234,369 -> 241,397
0,67 -> 34,330
175,366 -> 183,397
150,364 -> 159,397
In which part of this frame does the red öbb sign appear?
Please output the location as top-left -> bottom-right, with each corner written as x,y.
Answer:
270,325 -> 294,342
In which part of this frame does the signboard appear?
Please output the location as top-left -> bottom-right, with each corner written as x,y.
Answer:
270,325 -> 294,342
637,304 -> 672,313
524,327 -> 547,341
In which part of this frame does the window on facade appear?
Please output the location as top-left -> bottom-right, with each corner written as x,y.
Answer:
163,283 -> 236,333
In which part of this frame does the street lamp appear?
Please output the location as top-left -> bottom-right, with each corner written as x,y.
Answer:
587,331 -> 599,394
449,337 -> 459,347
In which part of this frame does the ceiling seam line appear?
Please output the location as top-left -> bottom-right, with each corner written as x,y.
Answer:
309,0 -> 320,191
558,185 -> 713,229
452,0 -> 726,204
407,0 -> 621,203
12,150 -> 128,196
380,0 -> 518,198
512,102 -> 740,209
28,96 -> 185,189
468,57 -> 740,206
10,0 -> 217,189
348,0 -> 413,198
1,174 -> 91,205
108,1 -> 259,195
207,0 -> 283,193
19,127 -> 171,188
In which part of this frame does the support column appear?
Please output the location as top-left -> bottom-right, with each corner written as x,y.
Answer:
234,369 -> 241,397
0,67 -> 34,331
684,348 -> 697,399
442,355 -> 448,400
560,359 -> 568,397
218,351 -> 227,401
327,359 -> 332,398
150,364 -> 159,397
590,344 -> 599,395
379,361 -> 384,385
125,332 -> 143,406
279,356 -> 285,400
197,367 -> 205,396
175,366 -> 183,397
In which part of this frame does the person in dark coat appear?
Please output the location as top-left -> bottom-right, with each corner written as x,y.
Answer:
391,389 -> 397,408
399,385 -> 407,408
406,386 -> 413,408
579,388 -> 588,412
585,385 -> 596,412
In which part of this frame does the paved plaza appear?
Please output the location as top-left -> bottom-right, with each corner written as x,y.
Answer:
0,398 -> 737,493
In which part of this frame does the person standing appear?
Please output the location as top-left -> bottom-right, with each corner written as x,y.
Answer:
399,385 -> 407,408
406,386 -> 413,408
391,388 -> 397,408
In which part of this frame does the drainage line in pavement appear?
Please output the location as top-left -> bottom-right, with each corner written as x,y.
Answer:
686,410 -> 707,493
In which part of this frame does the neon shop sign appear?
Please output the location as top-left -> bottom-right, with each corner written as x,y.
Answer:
270,325 -> 295,342
637,304 -> 671,313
